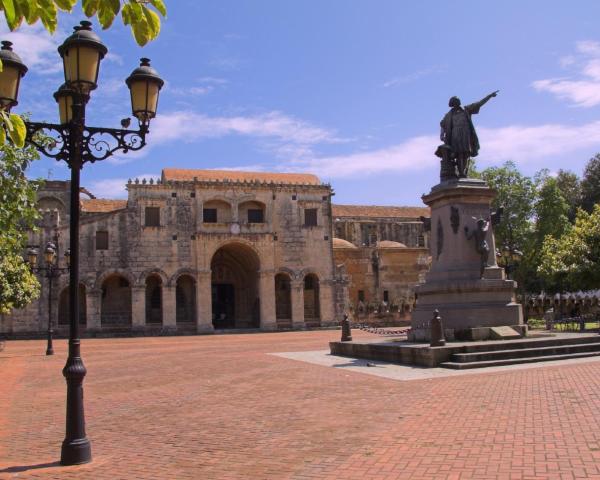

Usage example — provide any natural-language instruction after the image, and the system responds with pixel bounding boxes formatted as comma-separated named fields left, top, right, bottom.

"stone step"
left=460, top=335, right=600, bottom=353
left=440, top=350, right=600, bottom=370
left=452, top=341, right=600, bottom=363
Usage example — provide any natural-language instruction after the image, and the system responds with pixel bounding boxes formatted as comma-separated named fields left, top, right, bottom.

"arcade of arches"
left=69, top=246, right=322, bottom=332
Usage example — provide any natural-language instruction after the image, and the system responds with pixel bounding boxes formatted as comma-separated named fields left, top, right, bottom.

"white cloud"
left=0, top=23, right=64, bottom=74
left=285, top=120, right=600, bottom=179
left=150, top=110, right=342, bottom=152
left=533, top=40, right=600, bottom=107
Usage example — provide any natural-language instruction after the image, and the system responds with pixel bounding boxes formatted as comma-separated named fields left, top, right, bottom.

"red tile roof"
left=332, top=204, right=430, bottom=219
left=81, top=199, right=127, bottom=213
left=162, top=168, right=321, bottom=185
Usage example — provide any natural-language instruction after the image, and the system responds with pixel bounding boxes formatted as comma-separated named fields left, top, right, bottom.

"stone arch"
left=210, top=242, right=261, bottom=329
left=239, top=200, right=266, bottom=223
left=37, top=195, right=66, bottom=212
left=203, top=199, right=233, bottom=223
left=100, top=273, right=132, bottom=328
left=95, top=269, right=136, bottom=290
left=176, top=274, right=197, bottom=324
left=138, top=268, right=169, bottom=287
left=275, top=272, right=292, bottom=329
left=170, top=268, right=197, bottom=287
left=145, top=274, right=163, bottom=325
left=57, top=284, right=87, bottom=326
left=303, top=273, right=321, bottom=328
left=208, top=238, right=263, bottom=263
left=277, top=266, right=299, bottom=280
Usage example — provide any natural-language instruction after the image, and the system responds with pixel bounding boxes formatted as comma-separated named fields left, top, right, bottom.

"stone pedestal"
left=410, top=178, right=522, bottom=341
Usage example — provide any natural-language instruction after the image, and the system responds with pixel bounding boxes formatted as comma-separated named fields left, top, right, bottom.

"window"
left=248, top=208, right=264, bottom=223
left=96, top=231, right=108, bottom=250
left=358, top=290, right=365, bottom=302
left=383, top=290, right=389, bottom=302
left=203, top=208, right=217, bottom=223
left=418, top=234, right=425, bottom=247
left=145, top=207, right=160, bottom=227
left=304, top=208, right=317, bottom=227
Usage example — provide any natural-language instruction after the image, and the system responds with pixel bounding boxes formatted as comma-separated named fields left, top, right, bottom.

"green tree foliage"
left=581, top=153, right=600, bottom=213
left=0, top=0, right=166, bottom=46
left=539, top=205, right=600, bottom=291
left=0, top=139, right=42, bottom=313
left=555, top=169, right=582, bottom=222
left=534, top=172, right=571, bottom=245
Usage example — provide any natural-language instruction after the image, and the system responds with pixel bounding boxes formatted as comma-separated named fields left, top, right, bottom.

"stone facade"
left=331, top=205, right=431, bottom=326
left=1, top=169, right=339, bottom=336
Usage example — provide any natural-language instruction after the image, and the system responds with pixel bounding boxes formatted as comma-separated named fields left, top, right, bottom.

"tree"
left=0, top=0, right=167, bottom=46
left=555, top=169, right=582, bottom=222
left=533, top=172, right=571, bottom=245
left=581, top=154, right=600, bottom=213
left=538, top=205, right=600, bottom=292
left=0, top=138, right=42, bottom=313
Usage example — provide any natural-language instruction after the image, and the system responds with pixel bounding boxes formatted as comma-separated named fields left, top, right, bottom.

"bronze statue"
left=465, top=218, right=490, bottom=277
left=436, top=90, right=498, bottom=179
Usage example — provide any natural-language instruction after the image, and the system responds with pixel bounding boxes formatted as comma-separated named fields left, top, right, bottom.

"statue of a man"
left=437, top=91, right=498, bottom=178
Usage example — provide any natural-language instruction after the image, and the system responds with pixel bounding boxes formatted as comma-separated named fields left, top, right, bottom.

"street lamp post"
left=27, top=242, right=70, bottom=356
left=1, top=21, right=163, bottom=466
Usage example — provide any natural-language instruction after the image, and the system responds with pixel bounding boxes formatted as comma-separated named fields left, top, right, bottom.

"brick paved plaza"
left=2, top=330, right=600, bottom=479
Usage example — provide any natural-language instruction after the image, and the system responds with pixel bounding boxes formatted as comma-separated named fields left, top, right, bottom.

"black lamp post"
left=497, top=244, right=523, bottom=280
left=27, top=242, right=70, bottom=356
left=1, top=21, right=163, bottom=466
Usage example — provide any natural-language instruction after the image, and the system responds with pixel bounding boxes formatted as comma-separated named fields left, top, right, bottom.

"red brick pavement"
left=1, top=330, right=600, bottom=479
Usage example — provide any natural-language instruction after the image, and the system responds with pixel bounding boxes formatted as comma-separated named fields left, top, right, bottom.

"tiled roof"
left=162, top=168, right=322, bottom=185
left=81, top=199, right=127, bottom=213
left=332, top=204, right=430, bottom=219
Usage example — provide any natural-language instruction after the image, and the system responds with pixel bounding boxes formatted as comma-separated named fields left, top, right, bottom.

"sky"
left=6, top=1, right=600, bottom=206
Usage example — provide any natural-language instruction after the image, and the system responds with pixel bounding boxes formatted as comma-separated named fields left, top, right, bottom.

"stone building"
left=331, top=205, right=431, bottom=323
left=1, top=170, right=431, bottom=336
left=1, top=169, right=340, bottom=336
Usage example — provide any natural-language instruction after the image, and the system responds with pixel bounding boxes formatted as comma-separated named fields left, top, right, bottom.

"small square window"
left=145, top=207, right=160, bottom=227
left=96, top=231, right=108, bottom=250
left=190, top=192, right=196, bottom=198
left=304, top=208, right=317, bottom=227
left=292, top=194, right=297, bottom=200
left=172, top=235, right=178, bottom=240
left=248, top=209, right=264, bottom=223
left=203, top=208, right=217, bottom=223
left=171, top=192, right=177, bottom=198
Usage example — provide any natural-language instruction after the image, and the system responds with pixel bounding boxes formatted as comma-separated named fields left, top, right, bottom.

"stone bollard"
left=341, top=313, right=353, bottom=342
left=430, top=309, right=446, bottom=347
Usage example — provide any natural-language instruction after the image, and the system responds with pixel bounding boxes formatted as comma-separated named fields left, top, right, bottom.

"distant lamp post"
left=2, top=20, right=164, bottom=466
left=497, top=245, right=523, bottom=280
left=27, top=243, right=70, bottom=356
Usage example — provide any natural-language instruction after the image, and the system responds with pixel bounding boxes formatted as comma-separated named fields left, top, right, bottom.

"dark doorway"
left=212, top=283, right=235, bottom=329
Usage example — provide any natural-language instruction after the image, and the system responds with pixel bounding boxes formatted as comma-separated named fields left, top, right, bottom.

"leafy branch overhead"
left=0, top=0, right=167, bottom=46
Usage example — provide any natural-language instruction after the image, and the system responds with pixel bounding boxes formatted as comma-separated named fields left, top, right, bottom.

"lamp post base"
left=60, top=437, right=91, bottom=465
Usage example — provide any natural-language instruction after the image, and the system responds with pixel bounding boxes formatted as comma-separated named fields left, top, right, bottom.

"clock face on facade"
left=230, top=222, right=240, bottom=235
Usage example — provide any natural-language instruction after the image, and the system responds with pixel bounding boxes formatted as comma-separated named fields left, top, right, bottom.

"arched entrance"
left=58, top=284, right=87, bottom=326
left=176, top=275, right=196, bottom=324
left=101, top=274, right=132, bottom=328
left=211, top=243, right=260, bottom=329
left=275, top=273, right=292, bottom=329
left=303, top=274, right=321, bottom=328
left=145, top=274, right=163, bottom=324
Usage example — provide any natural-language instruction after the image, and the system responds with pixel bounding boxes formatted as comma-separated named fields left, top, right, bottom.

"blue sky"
left=7, top=1, right=600, bottom=205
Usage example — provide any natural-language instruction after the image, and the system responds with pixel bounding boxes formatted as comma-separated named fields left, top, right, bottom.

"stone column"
left=162, top=284, right=177, bottom=330
left=291, top=278, right=305, bottom=329
left=259, top=270, right=277, bottom=331
left=131, top=285, right=146, bottom=331
left=196, top=270, right=214, bottom=333
left=87, top=288, right=102, bottom=331
left=318, top=281, right=336, bottom=327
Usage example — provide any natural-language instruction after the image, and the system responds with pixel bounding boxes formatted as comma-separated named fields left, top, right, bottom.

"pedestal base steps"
left=329, top=333, right=600, bottom=369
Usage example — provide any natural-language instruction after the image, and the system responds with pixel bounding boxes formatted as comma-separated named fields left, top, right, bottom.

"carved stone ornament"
left=450, top=206, right=460, bottom=234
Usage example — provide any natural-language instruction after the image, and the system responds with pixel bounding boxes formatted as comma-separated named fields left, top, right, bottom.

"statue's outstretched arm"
left=477, top=90, right=499, bottom=108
